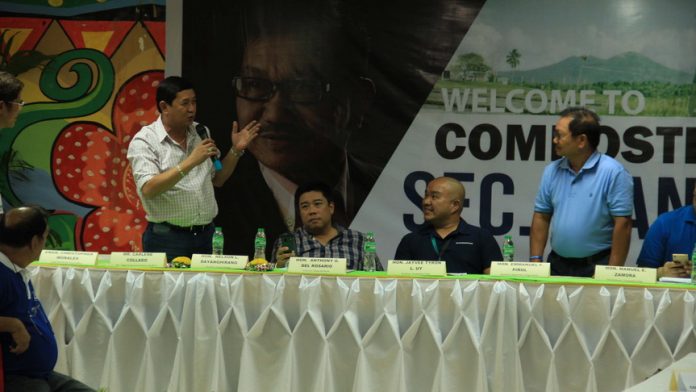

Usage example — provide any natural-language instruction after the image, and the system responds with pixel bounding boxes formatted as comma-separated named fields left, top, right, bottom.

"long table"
left=29, top=266, right=696, bottom=392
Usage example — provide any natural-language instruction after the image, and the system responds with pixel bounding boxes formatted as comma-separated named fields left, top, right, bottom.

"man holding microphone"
left=127, top=76, right=260, bottom=261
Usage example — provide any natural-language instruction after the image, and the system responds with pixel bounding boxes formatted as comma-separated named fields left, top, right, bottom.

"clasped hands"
left=275, top=246, right=295, bottom=268
left=658, top=260, right=691, bottom=278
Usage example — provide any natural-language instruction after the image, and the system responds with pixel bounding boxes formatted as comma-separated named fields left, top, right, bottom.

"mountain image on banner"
left=353, top=0, right=696, bottom=266
left=497, top=52, right=692, bottom=84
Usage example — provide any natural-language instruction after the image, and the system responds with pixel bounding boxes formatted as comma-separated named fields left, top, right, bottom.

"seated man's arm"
left=0, top=316, right=30, bottom=354
left=608, top=216, right=632, bottom=266
left=636, top=216, right=667, bottom=268
left=481, top=230, right=503, bottom=275
left=530, top=212, right=551, bottom=259
left=394, top=235, right=413, bottom=260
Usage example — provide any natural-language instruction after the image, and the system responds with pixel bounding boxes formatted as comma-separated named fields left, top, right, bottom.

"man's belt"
left=153, top=221, right=212, bottom=233
left=551, top=248, right=611, bottom=264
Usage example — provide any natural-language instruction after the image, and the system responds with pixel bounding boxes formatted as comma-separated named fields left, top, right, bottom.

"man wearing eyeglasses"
left=216, top=11, right=377, bottom=258
left=0, top=71, right=25, bottom=216
left=0, top=206, right=94, bottom=391
left=529, top=107, right=633, bottom=277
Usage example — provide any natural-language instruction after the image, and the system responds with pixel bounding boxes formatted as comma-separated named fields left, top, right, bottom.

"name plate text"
left=110, top=252, right=167, bottom=268
left=388, top=260, right=447, bottom=276
left=191, top=254, right=248, bottom=269
left=38, top=250, right=98, bottom=266
left=288, top=257, right=347, bottom=275
left=490, top=261, right=550, bottom=277
left=594, top=265, right=656, bottom=283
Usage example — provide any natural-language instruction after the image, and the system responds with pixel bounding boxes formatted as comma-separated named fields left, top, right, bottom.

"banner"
left=0, top=2, right=165, bottom=252
left=183, top=0, right=694, bottom=264
left=353, top=0, right=696, bottom=264
left=187, top=0, right=485, bottom=257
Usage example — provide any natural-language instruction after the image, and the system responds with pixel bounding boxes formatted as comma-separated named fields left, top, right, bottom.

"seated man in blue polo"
left=637, top=187, right=696, bottom=278
left=394, top=176, right=501, bottom=274
left=0, top=206, right=94, bottom=392
left=272, top=181, right=381, bottom=270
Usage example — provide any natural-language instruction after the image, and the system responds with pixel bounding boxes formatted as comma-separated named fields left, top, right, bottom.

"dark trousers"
left=548, top=248, right=611, bottom=277
left=142, top=222, right=214, bottom=262
left=5, top=371, right=95, bottom=392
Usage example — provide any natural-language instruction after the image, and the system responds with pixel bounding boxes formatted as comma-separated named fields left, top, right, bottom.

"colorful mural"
left=0, top=6, right=165, bottom=252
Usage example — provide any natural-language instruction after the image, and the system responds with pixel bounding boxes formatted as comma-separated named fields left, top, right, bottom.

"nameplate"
left=110, top=252, right=167, bottom=268
left=191, top=254, right=248, bottom=270
left=287, top=257, right=347, bottom=274
left=594, top=265, right=656, bottom=283
left=387, top=260, right=447, bottom=276
left=670, top=369, right=696, bottom=391
left=490, top=261, right=551, bottom=277
left=38, top=250, right=98, bottom=266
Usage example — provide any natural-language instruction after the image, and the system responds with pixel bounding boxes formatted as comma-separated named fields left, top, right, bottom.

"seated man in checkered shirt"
left=272, top=181, right=381, bottom=270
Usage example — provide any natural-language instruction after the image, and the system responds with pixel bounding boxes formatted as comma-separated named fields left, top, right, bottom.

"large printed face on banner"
left=237, top=34, right=347, bottom=183
left=204, top=1, right=480, bottom=257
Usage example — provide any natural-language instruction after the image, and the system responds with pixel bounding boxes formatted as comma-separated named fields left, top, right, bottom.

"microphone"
left=195, top=123, right=222, bottom=171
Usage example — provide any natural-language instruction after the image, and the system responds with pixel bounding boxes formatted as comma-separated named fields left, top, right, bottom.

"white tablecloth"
left=30, top=267, right=696, bottom=392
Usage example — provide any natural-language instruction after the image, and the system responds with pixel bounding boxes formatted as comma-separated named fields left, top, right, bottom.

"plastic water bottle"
left=212, top=226, right=224, bottom=255
left=503, top=235, right=514, bottom=262
left=691, top=243, right=696, bottom=283
left=363, top=232, right=377, bottom=272
left=254, top=228, right=266, bottom=261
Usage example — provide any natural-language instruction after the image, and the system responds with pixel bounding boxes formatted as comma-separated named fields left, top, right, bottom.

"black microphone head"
left=195, top=123, right=208, bottom=139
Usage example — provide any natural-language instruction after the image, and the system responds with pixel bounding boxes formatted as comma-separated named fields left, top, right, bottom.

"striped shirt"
left=272, top=225, right=382, bottom=270
left=127, top=117, right=217, bottom=226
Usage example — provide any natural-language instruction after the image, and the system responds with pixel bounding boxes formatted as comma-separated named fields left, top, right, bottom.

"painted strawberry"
left=52, top=71, right=163, bottom=252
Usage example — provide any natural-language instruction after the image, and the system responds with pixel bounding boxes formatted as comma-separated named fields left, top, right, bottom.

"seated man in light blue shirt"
left=637, top=187, right=696, bottom=278
left=530, top=107, right=634, bottom=277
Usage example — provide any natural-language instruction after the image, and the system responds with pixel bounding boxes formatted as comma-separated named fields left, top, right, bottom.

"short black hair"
left=294, top=181, right=335, bottom=209
left=559, top=106, right=601, bottom=150
left=156, top=76, right=194, bottom=113
left=0, top=205, right=49, bottom=248
left=0, top=71, right=23, bottom=103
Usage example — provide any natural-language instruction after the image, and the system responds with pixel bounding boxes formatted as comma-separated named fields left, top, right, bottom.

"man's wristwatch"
left=230, top=146, right=245, bottom=158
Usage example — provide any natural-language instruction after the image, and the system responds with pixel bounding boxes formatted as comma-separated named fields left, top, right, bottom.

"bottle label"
left=503, top=244, right=514, bottom=261
left=364, top=241, right=376, bottom=253
left=255, top=238, right=266, bottom=247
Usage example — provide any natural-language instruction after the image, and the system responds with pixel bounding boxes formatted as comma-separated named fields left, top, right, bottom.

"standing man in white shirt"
left=127, top=76, right=260, bottom=261
left=0, top=71, right=25, bottom=215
